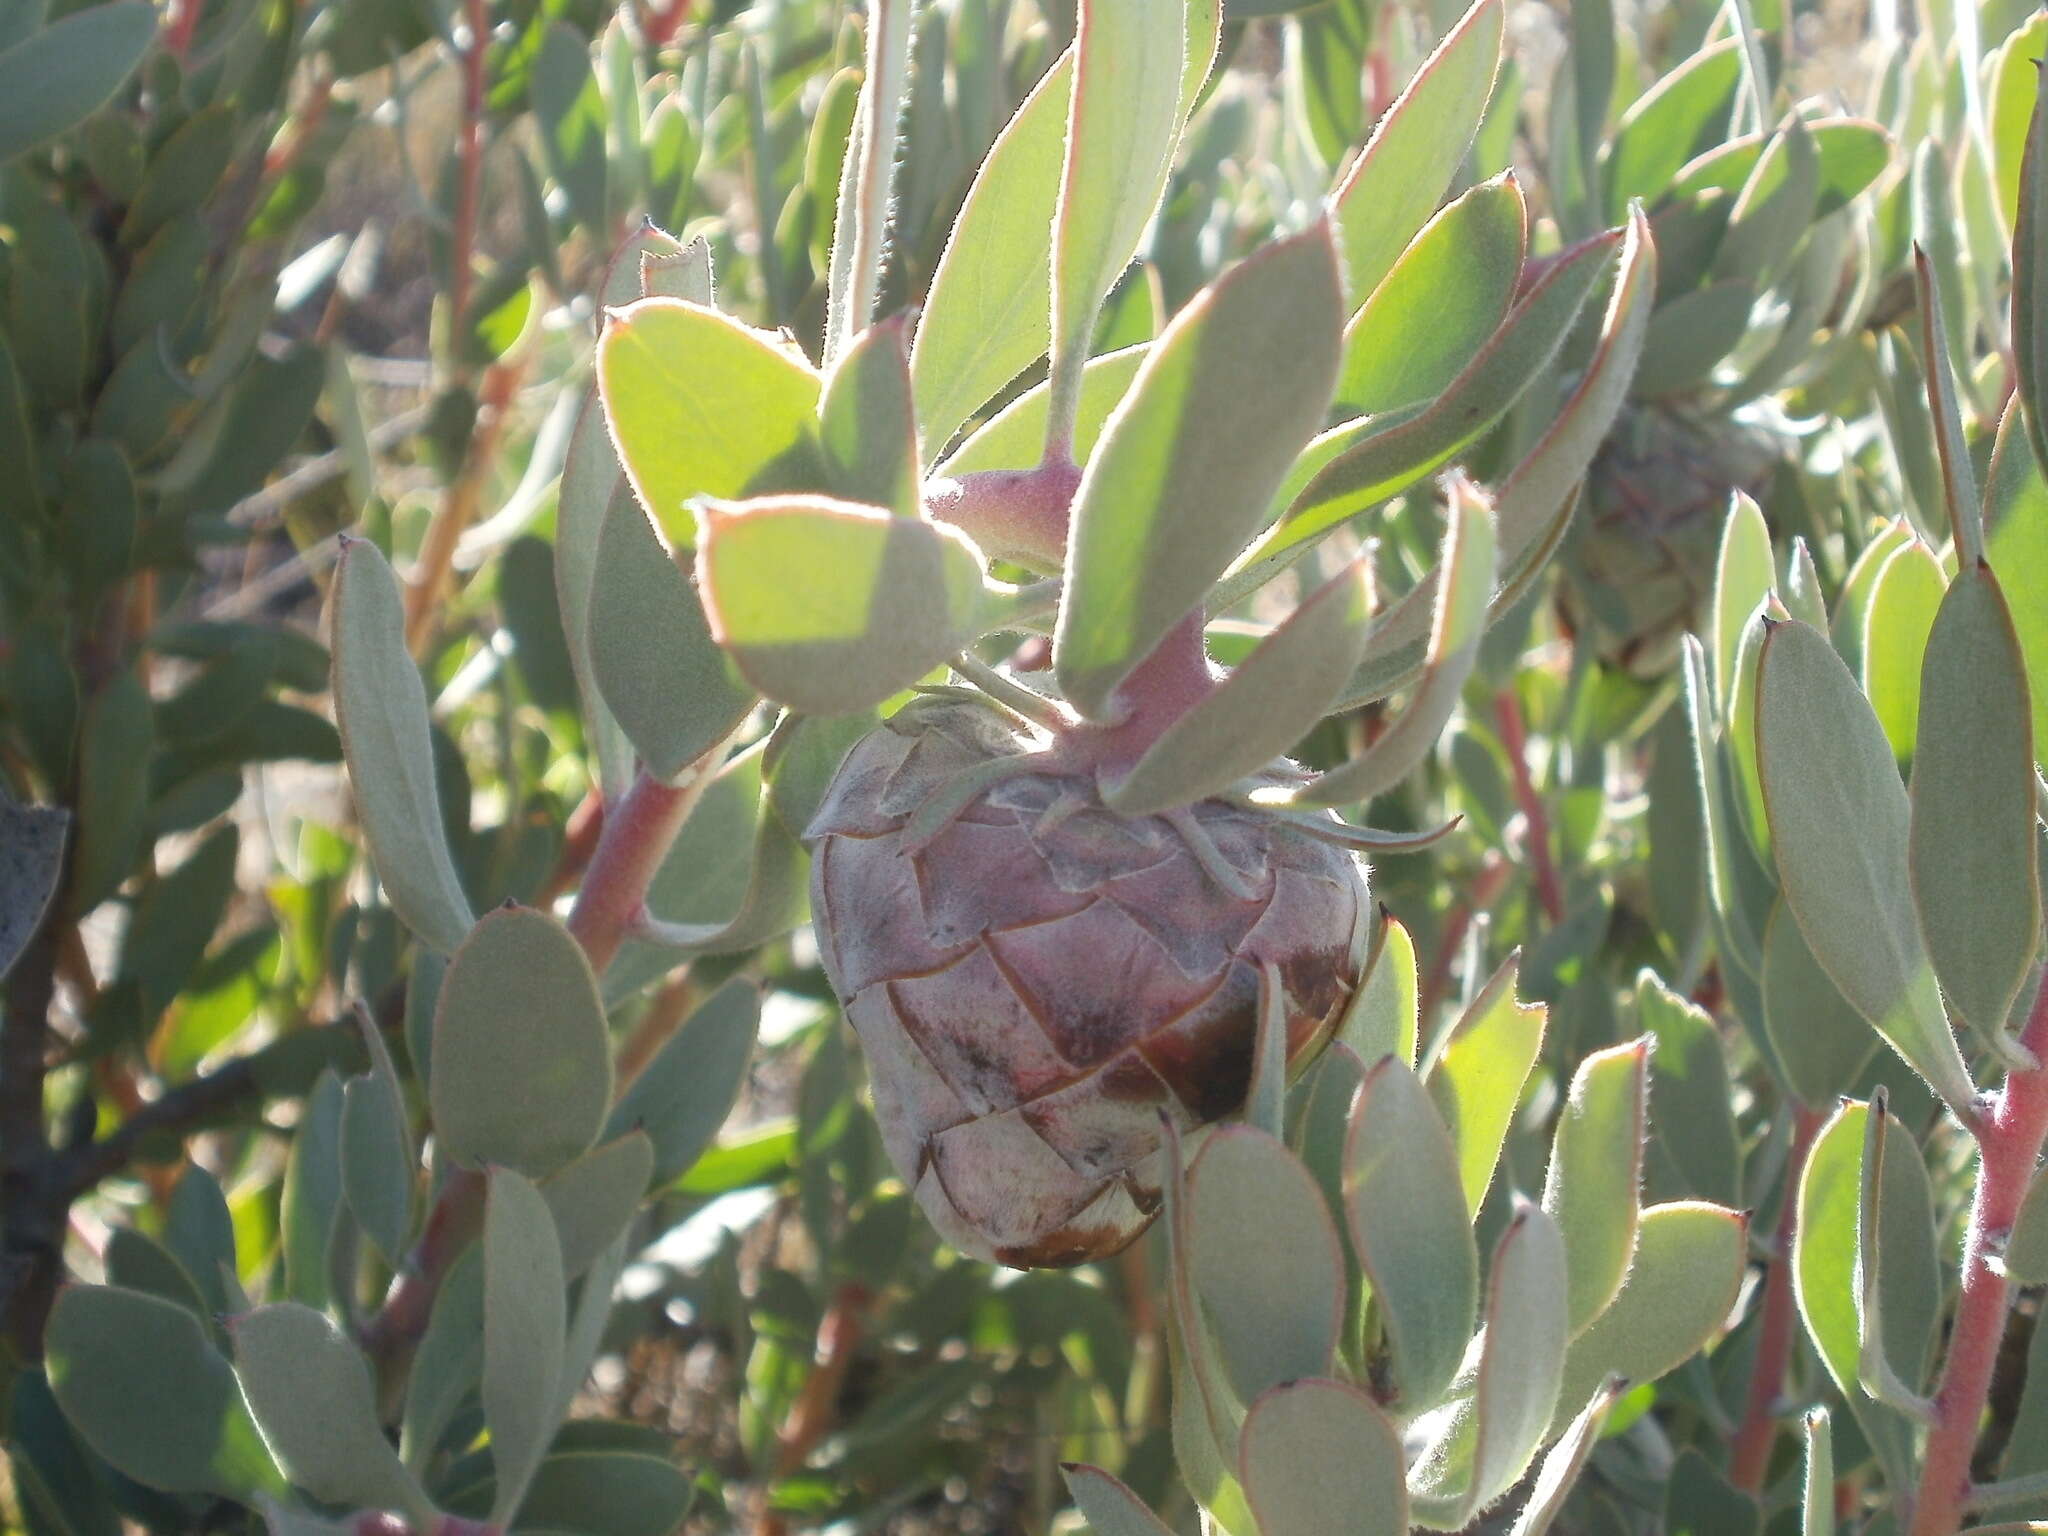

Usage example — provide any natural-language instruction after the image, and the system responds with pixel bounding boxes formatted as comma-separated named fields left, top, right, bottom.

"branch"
left=1, top=888, right=63, bottom=1358
left=1493, top=690, right=1565, bottom=926
left=566, top=755, right=725, bottom=977
left=1728, top=1105, right=1826, bottom=1490
left=1909, top=970, right=2048, bottom=1536
left=57, top=1054, right=263, bottom=1199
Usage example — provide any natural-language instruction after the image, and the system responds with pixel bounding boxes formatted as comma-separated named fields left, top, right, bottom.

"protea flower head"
left=595, top=0, right=1657, bottom=1265
left=1561, top=402, right=1788, bottom=674
left=806, top=692, right=1369, bottom=1266
left=1551, top=45, right=1891, bottom=674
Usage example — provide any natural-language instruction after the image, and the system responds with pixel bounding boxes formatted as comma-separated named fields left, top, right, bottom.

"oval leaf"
left=1238, top=1378, right=1407, bottom=1536
left=46, top=1285, right=283, bottom=1500
left=1551, top=1201, right=1747, bottom=1433
left=0, top=3, right=156, bottom=165
left=1541, top=1038, right=1649, bottom=1336
left=231, top=1303, right=432, bottom=1522
left=588, top=488, right=754, bottom=780
left=431, top=906, right=613, bottom=1177
left=695, top=495, right=991, bottom=716
left=1187, top=1128, right=1344, bottom=1403
left=596, top=299, right=823, bottom=545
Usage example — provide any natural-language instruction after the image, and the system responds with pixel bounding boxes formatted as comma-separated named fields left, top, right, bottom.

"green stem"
left=1909, top=968, right=2048, bottom=1536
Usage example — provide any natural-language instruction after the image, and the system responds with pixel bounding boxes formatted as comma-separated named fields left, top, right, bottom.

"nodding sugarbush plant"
left=13, top=0, right=2048, bottom=1533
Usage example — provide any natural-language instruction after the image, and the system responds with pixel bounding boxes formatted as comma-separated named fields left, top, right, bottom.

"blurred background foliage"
left=1, top=0, right=2045, bottom=1531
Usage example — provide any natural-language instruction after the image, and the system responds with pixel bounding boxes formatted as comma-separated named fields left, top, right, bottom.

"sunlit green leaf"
left=1424, top=954, right=1546, bottom=1217
left=1049, top=0, right=1189, bottom=449
left=1055, top=222, right=1343, bottom=718
left=1336, top=173, right=1526, bottom=416
left=913, top=52, right=1073, bottom=454
left=1551, top=1202, right=1746, bottom=1433
left=1541, top=1038, right=1648, bottom=1336
left=597, top=300, right=823, bottom=545
left=696, top=495, right=991, bottom=715
left=1327, top=0, right=1505, bottom=303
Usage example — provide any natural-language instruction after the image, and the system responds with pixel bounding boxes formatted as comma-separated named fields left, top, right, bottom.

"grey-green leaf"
left=1344, top=1057, right=1477, bottom=1410
left=1062, top=1464, right=1179, bottom=1536
left=230, top=1303, right=433, bottom=1523
left=1909, top=564, right=2040, bottom=1052
left=0, top=799, right=66, bottom=981
left=45, top=1285, right=284, bottom=1500
left=542, top=1132, right=654, bottom=1278
left=607, top=978, right=760, bottom=1184
left=431, top=906, right=613, bottom=1177
left=1187, top=1128, right=1344, bottom=1403
left=1755, top=620, right=1978, bottom=1115
left=0, top=3, right=155, bottom=165
left=588, top=489, right=754, bottom=781
left=1638, top=972, right=1742, bottom=1206
left=1238, top=1378, right=1407, bottom=1536
left=332, top=539, right=476, bottom=955
left=1103, top=557, right=1372, bottom=815
left=483, top=1168, right=568, bottom=1526
left=2007, top=1167, right=2048, bottom=1285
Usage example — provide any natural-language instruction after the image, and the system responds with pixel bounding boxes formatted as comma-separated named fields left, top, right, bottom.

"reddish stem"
left=1417, top=853, right=1511, bottom=1027
left=359, top=1168, right=487, bottom=1409
left=564, top=764, right=715, bottom=976
left=924, top=460, right=1083, bottom=571
left=1492, top=691, right=1565, bottom=926
left=449, top=0, right=489, bottom=343
left=162, top=0, right=203, bottom=59
left=1729, top=1105, right=1826, bottom=1491
left=1909, top=971, right=2048, bottom=1536
left=757, top=1281, right=873, bottom=1536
